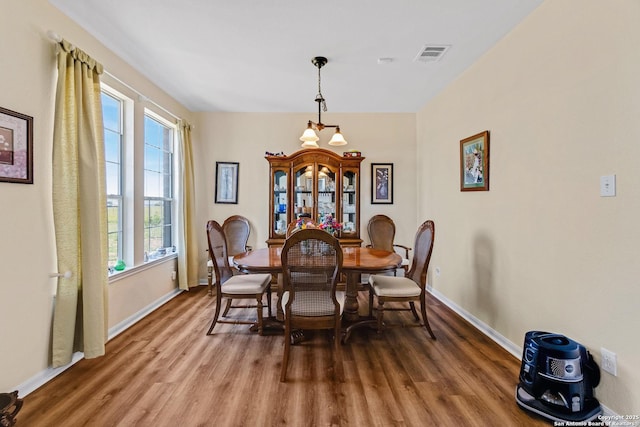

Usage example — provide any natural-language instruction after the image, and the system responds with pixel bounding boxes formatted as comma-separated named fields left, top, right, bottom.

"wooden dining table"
left=234, top=246, right=402, bottom=339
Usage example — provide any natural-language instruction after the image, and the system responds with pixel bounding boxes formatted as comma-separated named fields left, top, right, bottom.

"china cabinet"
left=266, top=148, right=364, bottom=247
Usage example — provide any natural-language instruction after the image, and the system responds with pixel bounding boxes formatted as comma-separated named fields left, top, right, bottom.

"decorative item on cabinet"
left=266, top=148, right=364, bottom=247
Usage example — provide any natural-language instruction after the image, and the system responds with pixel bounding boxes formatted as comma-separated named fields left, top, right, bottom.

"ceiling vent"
left=414, top=45, right=450, bottom=63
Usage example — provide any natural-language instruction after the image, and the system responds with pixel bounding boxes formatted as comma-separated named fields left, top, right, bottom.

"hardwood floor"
left=18, top=286, right=548, bottom=426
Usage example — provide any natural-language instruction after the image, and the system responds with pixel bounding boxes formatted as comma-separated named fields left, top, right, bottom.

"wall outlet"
left=171, top=270, right=177, bottom=281
left=435, top=267, right=441, bottom=277
left=601, top=347, right=617, bottom=376
left=600, top=174, right=616, bottom=197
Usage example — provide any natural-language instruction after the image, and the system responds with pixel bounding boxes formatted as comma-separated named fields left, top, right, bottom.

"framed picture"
left=215, top=161, right=239, bottom=204
left=460, top=130, right=490, bottom=191
left=0, top=107, right=33, bottom=184
left=371, top=163, right=393, bottom=204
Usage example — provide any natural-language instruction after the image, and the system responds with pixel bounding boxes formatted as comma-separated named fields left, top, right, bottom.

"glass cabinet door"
left=293, top=164, right=314, bottom=219
left=342, top=168, right=358, bottom=236
left=272, top=169, right=288, bottom=237
left=317, top=164, right=336, bottom=223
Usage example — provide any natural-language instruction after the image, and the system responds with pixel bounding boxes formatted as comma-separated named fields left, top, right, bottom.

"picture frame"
left=0, top=106, right=33, bottom=184
left=215, top=161, right=239, bottom=204
left=371, top=163, right=393, bottom=204
left=460, top=130, right=490, bottom=192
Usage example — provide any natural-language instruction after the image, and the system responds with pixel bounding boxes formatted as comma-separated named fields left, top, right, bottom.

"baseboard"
left=15, top=351, right=85, bottom=397
left=108, top=288, right=183, bottom=340
left=16, top=287, right=183, bottom=397
left=427, top=285, right=521, bottom=359
left=427, top=285, right=625, bottom=422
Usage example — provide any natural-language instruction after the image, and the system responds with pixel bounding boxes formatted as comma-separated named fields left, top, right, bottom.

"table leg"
left=343, top=271, right=360, bottom=322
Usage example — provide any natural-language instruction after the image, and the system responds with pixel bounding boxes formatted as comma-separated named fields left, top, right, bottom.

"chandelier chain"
left=317, top=65, right=327, bottom=112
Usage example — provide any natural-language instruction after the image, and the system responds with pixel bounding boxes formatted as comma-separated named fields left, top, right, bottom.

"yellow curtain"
left=51, top=40, right=108, bottom=367
left=177, top=121, right=199, bottom=290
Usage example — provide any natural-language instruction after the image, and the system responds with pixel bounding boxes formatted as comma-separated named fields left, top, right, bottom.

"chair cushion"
left=401, top=258, right=410, bottom=266
left=281, top=291, right=345, bottom=316
left=221, top=273, right=271, bottom=294
left=369, top=275, right=420, bottom=297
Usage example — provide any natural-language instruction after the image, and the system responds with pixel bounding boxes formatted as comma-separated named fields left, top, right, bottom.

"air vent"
left=414, top=45, right=450, bottom=63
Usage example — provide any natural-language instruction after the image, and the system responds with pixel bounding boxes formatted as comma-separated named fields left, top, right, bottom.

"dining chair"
left=368, top=220, right=436, bottom=339
left=218, top=215, right=254, bottom=314
left=206, top=220, right=272, bottom=335
left=207, top=215, right=252, bottom=296
left=366, top=214, right=411, bottom=275
left=222, top=215, right=252, bottom=256
left=280, top=229, right=344, bottom=382
left=207, top=215, right=251, bottom=296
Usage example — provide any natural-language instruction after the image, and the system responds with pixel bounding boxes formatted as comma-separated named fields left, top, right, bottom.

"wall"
left=417, top=0, right=640, bottom=415
left=0, top=0, right=193, bottom=393
left=193, top=112, right=418, bottom=280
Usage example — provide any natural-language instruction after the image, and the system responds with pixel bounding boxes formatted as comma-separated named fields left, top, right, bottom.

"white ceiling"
left=49, top=0, right=543, bottom=113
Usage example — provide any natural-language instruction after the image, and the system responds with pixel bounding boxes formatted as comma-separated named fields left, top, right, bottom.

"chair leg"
left=280, top=323, right=291, bottom=382
left=376, top=300, right=385, bottom=333
left=409, top=301, right=420, bottom=321
left=206, top=292, right=223, bottom=335
left=368, top=289, right=374, bottom=318
left=420, top=295, right=436, bottom=340
left=207, top=266, right=213, bottom=296
left=266, top=286, right=272, bottom=318
left=256, top=295, right=264, bottom=336
left=222, top=298, right=233, bottom=316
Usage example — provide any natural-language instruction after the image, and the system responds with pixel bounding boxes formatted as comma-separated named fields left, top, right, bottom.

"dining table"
left=233, top=246, right=402, bottom=340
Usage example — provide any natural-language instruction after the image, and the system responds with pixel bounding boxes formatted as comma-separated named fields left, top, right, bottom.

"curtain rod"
left=46, top=30, right=184, bottom=123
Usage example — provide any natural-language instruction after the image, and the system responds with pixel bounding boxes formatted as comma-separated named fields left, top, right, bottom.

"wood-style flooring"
left=18, top=286, right=548, bottom=426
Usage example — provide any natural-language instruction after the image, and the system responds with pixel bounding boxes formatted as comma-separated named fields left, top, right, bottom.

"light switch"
left=600, top=175, right=616, bottom=197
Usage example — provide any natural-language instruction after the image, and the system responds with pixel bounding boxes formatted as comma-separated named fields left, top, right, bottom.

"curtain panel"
left=177, top=121, right=199, bottom=290
left=51, top=40, right=108, bottom=367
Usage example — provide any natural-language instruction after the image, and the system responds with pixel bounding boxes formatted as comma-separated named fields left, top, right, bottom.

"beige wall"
left=417, top=0, right=640, bottom=415
left=0, top=0, right=192, bottom=391
left=193, top=112, right=418, bottom=280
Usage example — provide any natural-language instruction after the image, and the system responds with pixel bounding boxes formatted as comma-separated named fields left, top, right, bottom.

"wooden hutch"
left=266, top=148, right=364, bottom=247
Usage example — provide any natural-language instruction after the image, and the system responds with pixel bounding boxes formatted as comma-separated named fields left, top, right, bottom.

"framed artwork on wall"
left=460, top=130, right=490, bottom=192
left=215, top=161, right=239, bottom=204
left=0, top=106, right=33, bottom=184
left=371, top=163, right=393, bottom=204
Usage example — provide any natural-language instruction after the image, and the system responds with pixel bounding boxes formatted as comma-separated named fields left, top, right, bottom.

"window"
left=102, top=90, right=123, bottom=269
left=101, top=84, right=177, bottom=274
left=144, top=112, right=175, bottom=259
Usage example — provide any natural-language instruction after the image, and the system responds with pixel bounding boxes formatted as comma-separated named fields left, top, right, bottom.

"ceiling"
left=49, top=0, right=543, bottom=114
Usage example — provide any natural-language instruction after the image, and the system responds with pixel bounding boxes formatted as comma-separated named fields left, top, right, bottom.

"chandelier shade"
left=328, top=127, right=347, bottom=146
left=299, top=56, right=348, bottom=148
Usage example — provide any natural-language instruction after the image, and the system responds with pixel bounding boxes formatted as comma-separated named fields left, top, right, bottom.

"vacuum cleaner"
left=516, top=331, right=602, bottom=423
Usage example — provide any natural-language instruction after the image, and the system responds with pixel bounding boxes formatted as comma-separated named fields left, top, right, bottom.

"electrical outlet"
left=601, top=347, right=617, bottom=376
left=435, top=267, right=441, bottom=277
left=171, top=270, right=177, bottom=281
left=600, top=174, right=616, bottom=197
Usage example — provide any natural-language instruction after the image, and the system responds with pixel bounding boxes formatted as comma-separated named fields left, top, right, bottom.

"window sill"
left=108, top=253, right=178, bottom=284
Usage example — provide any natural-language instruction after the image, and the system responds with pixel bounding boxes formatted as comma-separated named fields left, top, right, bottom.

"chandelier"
left=299, top=56, right=347, bottom=148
